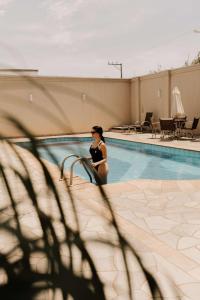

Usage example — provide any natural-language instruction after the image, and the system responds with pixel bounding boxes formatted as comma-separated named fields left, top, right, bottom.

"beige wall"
left=0, top=76, right=130, bottom=137
left=130, top=71, right=170, bottom=123
left=130, top=65, right=200, bottom=125
left=139, top=71, right=169, bottom=122
left=130, top=78, right=140, bottom=122
left=1, top=64, right=200, bottom=137
left=171, top=65, right=200, bottom=120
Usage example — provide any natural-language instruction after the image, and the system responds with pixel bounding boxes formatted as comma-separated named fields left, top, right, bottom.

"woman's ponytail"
left=101, top=135, right=105, bottom=143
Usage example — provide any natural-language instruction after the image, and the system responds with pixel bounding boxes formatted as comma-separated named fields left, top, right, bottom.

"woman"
left=89, top=126, right=108, bottom=185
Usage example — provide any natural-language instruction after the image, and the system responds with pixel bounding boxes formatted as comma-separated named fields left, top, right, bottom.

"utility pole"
left=108, top=62, right=123, bottom=78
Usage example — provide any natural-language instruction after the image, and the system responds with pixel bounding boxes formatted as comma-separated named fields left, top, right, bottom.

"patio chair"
left=184, top=117, right=199, bottom=138
left=133, top=112, right=153, bottom=132
left=160, top=118, right=176, bottom=139
left=151, top=121, right=160, bottom=138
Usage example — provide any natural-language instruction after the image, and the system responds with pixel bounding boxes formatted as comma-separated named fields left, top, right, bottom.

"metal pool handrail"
left=60, top=154, right=93, bottom=185
left=69, top=157, right=93, bottom=186
left=60, top=154, right=80, bottom=180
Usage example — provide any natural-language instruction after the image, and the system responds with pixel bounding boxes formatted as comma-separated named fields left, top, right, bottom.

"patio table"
left=173, top=118, right=186, bottom=138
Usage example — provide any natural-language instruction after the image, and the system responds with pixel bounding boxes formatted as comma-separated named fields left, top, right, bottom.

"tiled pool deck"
left=2, top=132, right=200, bottom=299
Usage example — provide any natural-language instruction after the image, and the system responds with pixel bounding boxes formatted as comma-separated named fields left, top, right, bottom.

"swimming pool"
left=18, top=137, right=200, bottom=183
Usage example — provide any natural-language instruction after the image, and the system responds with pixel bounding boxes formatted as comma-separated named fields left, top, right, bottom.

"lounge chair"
left=111, top=112, right=153, bottom=133
left=160, top=118, right=176, bottom=139
left=184, top=117, right=199, bottom=138
left=111, top=124, right=135, bottom=133
left=132, top=112, right=153, bottom=132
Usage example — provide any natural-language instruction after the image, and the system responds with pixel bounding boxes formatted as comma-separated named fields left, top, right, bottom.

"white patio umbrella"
left=171, top=86, right=185, bottom=117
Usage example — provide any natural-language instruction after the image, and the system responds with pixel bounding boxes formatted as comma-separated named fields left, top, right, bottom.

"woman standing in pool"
left=89, top=126, right=108, bottom=185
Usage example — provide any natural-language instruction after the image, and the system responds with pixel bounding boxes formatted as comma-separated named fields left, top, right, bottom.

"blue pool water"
left=19, top=137, right=200, bottom=183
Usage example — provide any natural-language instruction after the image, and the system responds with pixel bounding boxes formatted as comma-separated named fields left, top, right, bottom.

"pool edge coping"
left=13, top=132, right=200, bottom=155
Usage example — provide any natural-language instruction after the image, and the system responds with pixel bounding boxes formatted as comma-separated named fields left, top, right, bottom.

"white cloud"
left=0, top=0, right=13, bottom=5
left=44, top=0, right=84, bottom=20
left=50, top=30, right=72, bottom=45
left=0, top=0, right=13, bottom=12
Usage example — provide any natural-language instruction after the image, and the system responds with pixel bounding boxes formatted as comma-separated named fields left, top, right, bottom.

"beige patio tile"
left=179, top=283, right=200, bottom=300
left=188, top=267, right=200, bottom=281
left=154, top=254, right=196, bottom=286
left=174, top=224, right=200, bottom=237
left=165, top=213, right=184, bottom=223
left=144, top=216, right=178, bottom=232
left=181, top=248, right=200, bottom=265
left=158, top=232, right=180, bottom=249
left=178, top=237, right=200, bottom=250
left=193, top=230, right=200, bottom=239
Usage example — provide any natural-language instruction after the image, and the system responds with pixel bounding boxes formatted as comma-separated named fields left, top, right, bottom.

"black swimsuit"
left=90, top=142, right=103, bottom=171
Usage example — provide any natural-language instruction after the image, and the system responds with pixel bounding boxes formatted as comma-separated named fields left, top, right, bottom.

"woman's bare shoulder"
left=99, top=142, right=106, bottom=149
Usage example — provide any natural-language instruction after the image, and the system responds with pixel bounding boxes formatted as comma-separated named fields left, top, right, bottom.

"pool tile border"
left=16, top=135, right=200, bottom=159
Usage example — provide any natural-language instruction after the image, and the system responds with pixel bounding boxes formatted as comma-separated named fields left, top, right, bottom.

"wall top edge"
left=130, top=70, right=169, bottom=81
left=130, top=64, right=200, bottom=82
left=0, top=74, right=130, bottom=83
left=0, top=63, right=199, bottom=83
left=170, top=64, right=200, bottom=74
left=0, top=69, right=38, bottom=72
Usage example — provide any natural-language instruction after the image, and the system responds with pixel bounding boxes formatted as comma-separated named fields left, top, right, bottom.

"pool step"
left=60, top=174, right=93, bottom=190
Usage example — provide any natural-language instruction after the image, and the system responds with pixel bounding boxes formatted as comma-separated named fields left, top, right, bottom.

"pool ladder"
left=59, top=154, right=93, bottom=186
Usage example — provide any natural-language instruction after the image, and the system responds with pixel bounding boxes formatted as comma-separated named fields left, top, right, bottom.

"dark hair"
left=92, top=126, right=105, bottom=143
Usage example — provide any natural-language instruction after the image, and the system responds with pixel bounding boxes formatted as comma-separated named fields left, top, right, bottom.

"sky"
left=0, top=0, right=200, bottom=78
